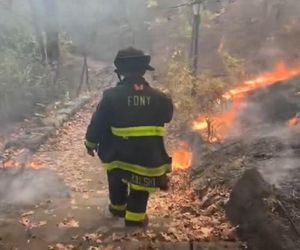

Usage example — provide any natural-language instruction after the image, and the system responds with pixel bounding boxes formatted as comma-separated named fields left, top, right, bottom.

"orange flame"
left=2, top=158, right=43, bottom=169
left=172, top=61, right=300, bottom=170
left=172, top=142, right=192, bottom=170
left=2, top=159, right=19, bottom=168
left=27, top=159, right=43, bottom=169
left=288, top=113, right=300, bottom=127
left=193, top=61, right=300, bottom=141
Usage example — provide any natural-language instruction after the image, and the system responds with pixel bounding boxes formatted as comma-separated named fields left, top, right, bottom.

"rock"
left=41, top=95, right=91, bottom=128
left=191, top=129, right=300, bottom=250
left=226, top=168, right=299, bottom=250
left=42, top=114, right=68, bottom=128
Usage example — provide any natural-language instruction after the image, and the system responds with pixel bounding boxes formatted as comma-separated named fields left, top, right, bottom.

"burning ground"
left=172, top=62, right=300, bottom=250
left=0, top=97, right=240, bottom=250
left=1, top=62, right=300, bottom=250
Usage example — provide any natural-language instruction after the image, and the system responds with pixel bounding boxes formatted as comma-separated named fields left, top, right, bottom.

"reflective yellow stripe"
left=103, top=161, right=171, bottom=177
left=110, top=204, right=126, bottom=211
left=129, top=183, right=158, bottom=193
left=125, top=211, right=145, bottom=222
left=111, top=126, right=165, bottom=137
left=85, top=140, right=98, bottom=149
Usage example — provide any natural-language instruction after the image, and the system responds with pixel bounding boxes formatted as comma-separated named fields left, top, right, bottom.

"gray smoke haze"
left=1, top=0, right=300, bottom=206
left=0, top=0, right=188, bottom=63
left=227, top=78, right=300, bottom=188
left=189, top=75, right=300, bottom=190
left=259, top=146, right=299, bottom=187
left=0, top=168, right=69, bottom=210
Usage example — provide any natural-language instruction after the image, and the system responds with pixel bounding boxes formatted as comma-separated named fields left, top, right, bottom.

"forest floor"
left=0, top=95, right=242, bottom=250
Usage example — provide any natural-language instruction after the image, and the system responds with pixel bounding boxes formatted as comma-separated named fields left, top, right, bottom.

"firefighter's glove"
left=85, top=141, right=97, bottom=157
left=159, top=174, right=170, bottom=191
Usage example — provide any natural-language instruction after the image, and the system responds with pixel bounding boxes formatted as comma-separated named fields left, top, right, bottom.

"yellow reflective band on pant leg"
left=111, top=126, right=165, bottom=137
left=129, top=183, right=157, bottom=193
left=125, top=211, right=146, bottom=222
left=110, top=204, right=127, bottom=211
left=103, top=161, right=171, bottom=177
left=85, top=140, right=98, bottom=149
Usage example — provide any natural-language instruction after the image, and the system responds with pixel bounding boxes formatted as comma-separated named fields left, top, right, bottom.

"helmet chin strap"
left=115, top=70, right=146, bottom=82
left=114, top=69, right=123, bottom=81
left=117, top=73, right=122, bottom=81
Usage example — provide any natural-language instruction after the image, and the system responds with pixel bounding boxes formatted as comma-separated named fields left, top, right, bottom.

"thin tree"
left=28, top=0, right=46, bottom=63
left=43, top=0, right=60, bottom=66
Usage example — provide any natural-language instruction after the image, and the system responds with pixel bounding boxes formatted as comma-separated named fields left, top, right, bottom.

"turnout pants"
left=107, top=169, right=149, bottom=225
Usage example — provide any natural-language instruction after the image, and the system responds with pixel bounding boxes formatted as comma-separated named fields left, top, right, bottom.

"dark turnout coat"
left=85, top=76, right=173, bottom=189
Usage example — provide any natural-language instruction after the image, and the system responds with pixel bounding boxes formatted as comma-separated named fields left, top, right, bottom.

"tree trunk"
left=43, top=0, right=60, bottom=65
left=28, top=0, right=46, bottom=63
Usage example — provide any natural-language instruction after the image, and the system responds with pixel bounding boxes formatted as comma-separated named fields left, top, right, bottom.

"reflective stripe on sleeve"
left=111, top=126, right=165, bottom=137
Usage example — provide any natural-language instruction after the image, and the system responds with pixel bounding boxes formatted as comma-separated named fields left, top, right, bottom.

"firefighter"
left=85, top=47, right=173, bottom=227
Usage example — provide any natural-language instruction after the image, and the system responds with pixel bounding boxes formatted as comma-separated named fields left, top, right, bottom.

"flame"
left=172, top=142, right=192, bottom=170
left=2, top=159, right=19, bottom=168
left=2, top=157, right=43, bottom=169
left=193, top=62, right=300, bottom=141
left=27, top=159, right=43, bottom=169
left=288, top=113, right=300, bottom=127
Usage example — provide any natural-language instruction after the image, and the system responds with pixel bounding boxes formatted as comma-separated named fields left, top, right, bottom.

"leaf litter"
left=14, top=98, right=238, bottom=248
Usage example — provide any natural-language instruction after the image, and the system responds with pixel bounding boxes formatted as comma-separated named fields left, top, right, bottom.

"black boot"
left=125, top=215, right=149, bottom=227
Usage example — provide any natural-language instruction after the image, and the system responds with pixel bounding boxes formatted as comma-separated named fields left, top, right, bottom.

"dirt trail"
left=0, top=98, right=241, bottom=250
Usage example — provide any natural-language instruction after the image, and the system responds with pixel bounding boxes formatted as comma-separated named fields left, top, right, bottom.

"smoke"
left=229, top=79, right=300, bottom=188
left=0, top=168, right=69, bottom=211
left=189, top=74, right=300, bottom=192
left=0, top=0, right=158, bottom=61
left=259, top=154, right=300, bottom=187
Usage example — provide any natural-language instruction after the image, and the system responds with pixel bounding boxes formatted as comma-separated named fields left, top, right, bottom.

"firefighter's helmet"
left=114, top=47, right=154, bottom=74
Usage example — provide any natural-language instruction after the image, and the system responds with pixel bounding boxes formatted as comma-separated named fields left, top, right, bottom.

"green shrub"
left=166, top=50, right=226, bottom=125
left=0, top=28, right=53, bottom=123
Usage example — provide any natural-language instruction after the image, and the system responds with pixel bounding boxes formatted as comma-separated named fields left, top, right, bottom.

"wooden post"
left=191, top=1, right=202, bottom=75
left=76, top=52, right=90, bottom=97
left=84, top=55, right=91, bottom=92
left=43, top=0, right=60, bottom=65
left=190, top=1, right=202, bottom=96
left=192, top=13, right=200, bottom=74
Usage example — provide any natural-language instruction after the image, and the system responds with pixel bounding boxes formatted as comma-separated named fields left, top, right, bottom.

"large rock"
left=191, top=128, right=300, bottom=250
left=226, top=168, right=298, bottom=250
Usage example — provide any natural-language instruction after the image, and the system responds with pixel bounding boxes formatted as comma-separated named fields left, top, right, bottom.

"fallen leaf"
left=21, top=211, right=34, bottom=217
left=160, top=232, right=173, bottom=241
left=19, top=217, right=31, bottom=227
left=58, top=218, right=79, bottom=228
left=49, top=243, right=75, bottom=250
left=83, top=233, right=103, bottom=243
left=200, top=227, right=213, bottom=239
